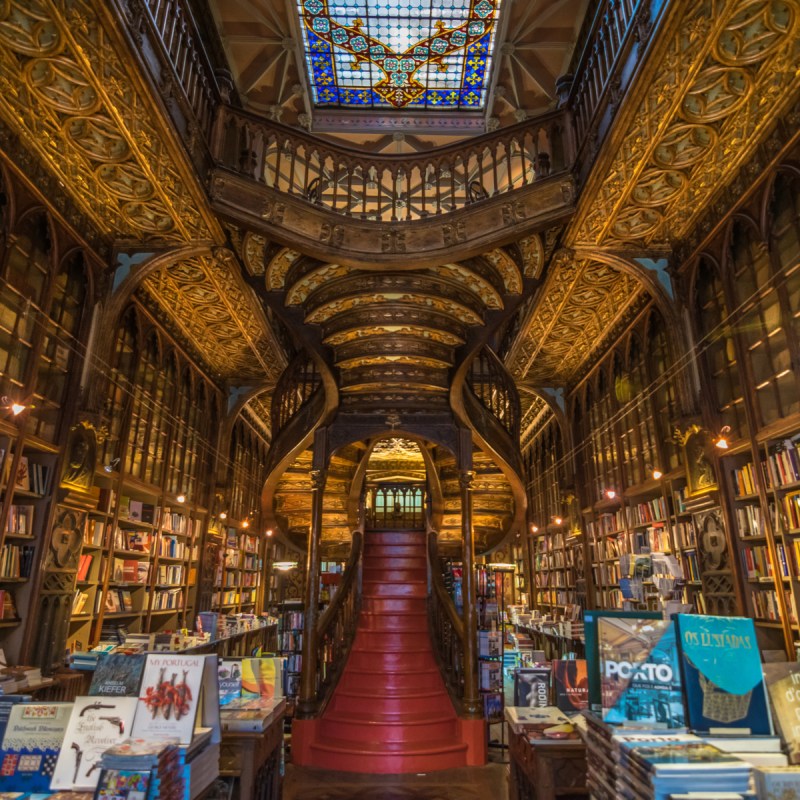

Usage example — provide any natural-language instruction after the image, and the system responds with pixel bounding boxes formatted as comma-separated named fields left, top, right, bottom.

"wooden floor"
left=283, top=759, right=509, bottom=799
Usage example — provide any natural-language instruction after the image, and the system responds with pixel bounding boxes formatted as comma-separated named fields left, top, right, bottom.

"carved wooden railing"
left=567, top=0, right=650, bottom=164
left=211, top=106, right=571, bottom=222
left=465, top=346, right=520, bottom=441
left=427, top=529, right=467, bottom=708
left=306, top=529, right=363, bottom=715
left=271, top=350, right=322, bottom=436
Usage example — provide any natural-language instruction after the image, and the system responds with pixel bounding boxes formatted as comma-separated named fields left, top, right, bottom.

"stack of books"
left=96, top=738, right=183, bottom=800
left=617, top=736, right=751, bottom=799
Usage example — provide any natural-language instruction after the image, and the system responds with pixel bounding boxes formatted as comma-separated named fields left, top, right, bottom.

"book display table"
left=507, top=722, right=588, bottom=800
left=219, top=709, right=284, bottom=800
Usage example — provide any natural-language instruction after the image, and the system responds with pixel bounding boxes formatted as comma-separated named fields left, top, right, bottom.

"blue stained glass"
left=296, top=0, right=503, bottom=110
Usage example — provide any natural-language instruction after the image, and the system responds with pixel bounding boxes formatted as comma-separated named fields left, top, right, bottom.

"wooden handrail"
left=297, top=528, right=364, bottom=718
left=427, top=527, right=468, bottom=710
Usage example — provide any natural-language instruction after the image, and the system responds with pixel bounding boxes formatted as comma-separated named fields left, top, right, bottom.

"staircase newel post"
left=460, top=467, right=481, bottom=718
left=297, top=430, right=327, bottom=719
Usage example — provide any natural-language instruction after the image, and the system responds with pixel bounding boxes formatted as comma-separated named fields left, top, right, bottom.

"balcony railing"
left=211, top=107, right=571, bottom=222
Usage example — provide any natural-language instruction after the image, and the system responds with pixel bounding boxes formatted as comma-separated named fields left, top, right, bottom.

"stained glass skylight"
left=297, top=0, right=502, bottom=110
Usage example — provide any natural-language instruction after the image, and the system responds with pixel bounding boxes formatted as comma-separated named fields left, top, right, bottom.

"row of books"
left=156, top=564, right=184, bottom=584
left=0, top=544, right=34, bottom=579
left=0, top=589, right=17, bottom=620
left=3, top=454, right=50, bottom=495
left=5, top=504, right=33, bottom=537
left=151, top=587, right=184, bottom=610
left=157, top=535, right=186, bottom=558
left=751, top=586, right=799, bottom=624
left=629, top=496, right=667, bottom=526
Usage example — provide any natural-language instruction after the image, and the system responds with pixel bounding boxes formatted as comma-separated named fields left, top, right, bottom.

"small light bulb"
left=554, top=516, right=562, bottom=525
left=715, top=437, right=729, bottom=450
left=219, top=512, right=227, bottom=520
left=531, top=524, right=538, bottom=533
left=652, top=468, right=663, bottom=480
left=266, top=529, right=273, bottom=537
left=605, top=489, right=616, bottom=499
left=242, top=519, right=250, bottom=528
left=10, top=403, right=25, bottom=416
left=176, top=494, right=185, bottom=504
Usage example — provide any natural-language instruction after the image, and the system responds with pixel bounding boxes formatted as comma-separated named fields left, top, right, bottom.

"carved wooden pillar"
left=460, top=467, right=481, bottom=718
left=297, top=429, right=327, bottom=718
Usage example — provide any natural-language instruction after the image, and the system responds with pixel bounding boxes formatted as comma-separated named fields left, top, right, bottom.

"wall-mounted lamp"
left=553, top=516, right=563, bottom=525
left=219, top=512, right=227, bottom=520
left=605, top=489, right=617, bottom=500
left=273, top=561, right=297, bottom=571
left=530, top=524, right=539, bottom=533
left=242, top=519, right=250, bottom=529
left=715, top=425, right=732, bottom=450
left=647, top=465, right=663, bottom=480
left=176, top=493, right=186, bottom=504
left=103, top=457, right=120, bottom=474
left=1, top=396, right=30, bottom=416
left=265, top=529, right=273, bottom=537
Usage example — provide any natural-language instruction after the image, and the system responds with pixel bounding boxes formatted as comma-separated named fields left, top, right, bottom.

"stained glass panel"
left=297, top=0, right=502, bottom=109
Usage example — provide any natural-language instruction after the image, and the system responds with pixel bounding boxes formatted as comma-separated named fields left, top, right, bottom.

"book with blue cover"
left=676, top=613, right=771, bottom=735
left=0, top=703, right=72, bottom=793
left=584, top=608, right=662, bottom=713
left=598, top=617, right=684, bottom=728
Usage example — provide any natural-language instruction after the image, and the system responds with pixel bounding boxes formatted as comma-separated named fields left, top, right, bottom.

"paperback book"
left=0, top=703, right=72, bottom=792
left=89, top=654, right=147, bottom=697
left=130, top=654, right=220, bottom=745
left=598, top=617, right=684, bottom=728
left=754, top=766, right=800, bottom=799
left=240, top=657, right=283, bottom=700
left=50, top=696, right=138, bottom=791
left=763, top=661, right=800, bottom=763
left=513, top=666, right=551, bottom=707
left=552, top=659, right=589, bottom=714
left=676, top=613, right=771, bottom=735
left=93, top=767, right=151, bottom=800
left=217, top=660, right=242, bottom=707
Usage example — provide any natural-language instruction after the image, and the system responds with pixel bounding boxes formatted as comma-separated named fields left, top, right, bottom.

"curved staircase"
left=292, top=529, right=484, bottom=773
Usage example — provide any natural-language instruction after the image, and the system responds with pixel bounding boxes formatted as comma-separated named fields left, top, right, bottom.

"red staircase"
left=304, top=529, right=470, bottom=773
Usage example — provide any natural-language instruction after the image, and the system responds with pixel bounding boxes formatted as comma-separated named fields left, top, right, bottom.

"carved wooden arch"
left=760, top=161, right=800, bottom=237
left=343, top=433, right=445, bottom=536
left=218, top=383, right=274, bottom=484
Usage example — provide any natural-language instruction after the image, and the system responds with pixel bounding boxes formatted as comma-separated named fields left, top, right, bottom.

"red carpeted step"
left=362, top=567, right=426, bottom=583
left=366, top=531, right=426, bottom=546
left=353, top=630, right=430, bottom=651
left=363, top=544, right=425, bottom=558
left=358, top=611, right=427, bottom=632
left=307, top=739, right=468, bottom=774
left=319, top=712, right=458, bottom=743
left=364, top=556, right=427, bottom=571
left=328, top=687, right=453, bottom=716
left=361, top=580, right=426, bottom=598
left=338, top=666, right=443, bottom=692
left=362, top=596, right=426, bottom=614
left=345, top=648, right=436, bottom=672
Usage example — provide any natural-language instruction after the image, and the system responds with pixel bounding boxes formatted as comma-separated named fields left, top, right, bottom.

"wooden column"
left=297, top=429, right=327, bottom=718
left=460, top=466, right=481, bottom=718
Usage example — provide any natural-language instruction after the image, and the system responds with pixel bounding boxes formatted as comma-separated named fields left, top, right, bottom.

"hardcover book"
left=50, top=696, right=138, bottom=790
left=217, top=660, right=242, bottom=707
left=552, top=659, right=589, bottom=714
left=513, top=666, right=551, bottom=707
left=763, top=662, right=800, bottom=763
left=584, top=609, right=661, bottom=713
left=754, top=766, right=800, bottom=799
left=130, top=654, right=220, bottom=745
left=240, top=658, right=283, bottom=700
left=89, top=654, right=147, bottom=697
left=598, top=617, right=684, bottom=728
left=676, top=613, right=771, bottom=735
left=0, top=702, right=72, bottom=792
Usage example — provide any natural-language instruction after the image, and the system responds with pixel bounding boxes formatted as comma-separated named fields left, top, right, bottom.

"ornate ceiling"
left=203, top=0, right=588, bottom=142
left=0, top=0, right=797, bottom=472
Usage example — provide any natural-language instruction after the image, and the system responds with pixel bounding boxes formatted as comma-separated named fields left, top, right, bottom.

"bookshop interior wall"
left=0, top=0, right=798, bottom=796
